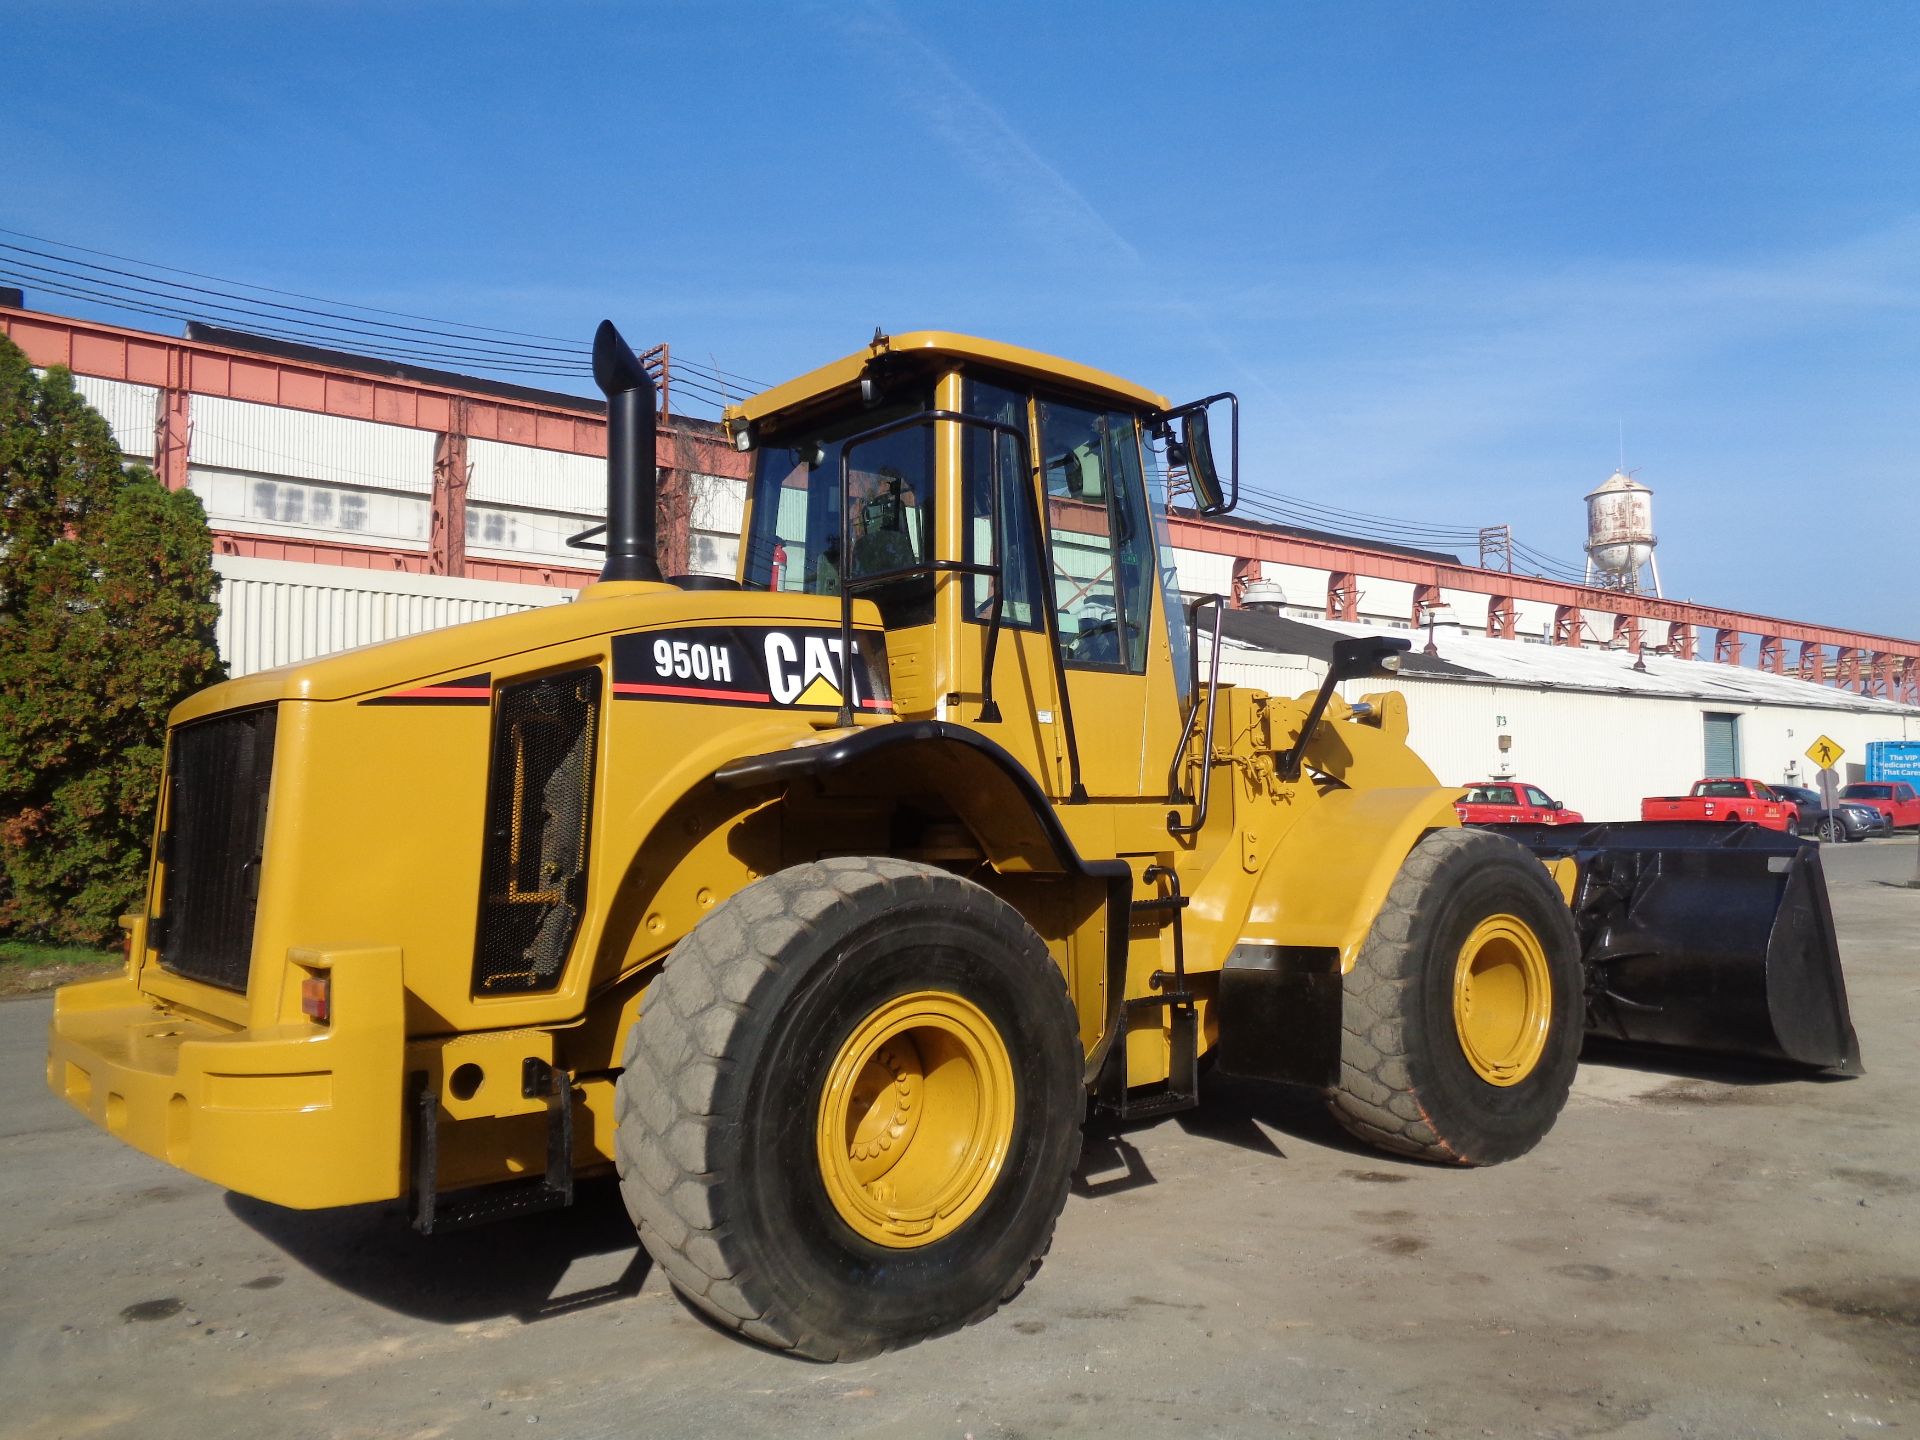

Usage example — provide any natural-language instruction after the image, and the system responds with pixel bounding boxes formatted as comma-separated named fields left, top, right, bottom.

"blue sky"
left=5, top=3, right=1916, bottom=637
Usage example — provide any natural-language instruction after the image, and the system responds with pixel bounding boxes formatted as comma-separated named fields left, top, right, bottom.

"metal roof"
left=1222, top=613, right=1920, bottom=716
left=1217, top=609, right=1480, bottom=678
left=731, top=330, right=1169, bottom=426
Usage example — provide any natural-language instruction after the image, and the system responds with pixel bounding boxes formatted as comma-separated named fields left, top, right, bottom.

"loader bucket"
left=1498, top=821, right=1863, bottom=1075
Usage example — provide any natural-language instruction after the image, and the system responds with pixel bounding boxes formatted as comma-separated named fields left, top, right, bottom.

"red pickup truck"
left=1641, top=778, right=1800, bottom=832
left=1838, top=781, right=1920, bottom=830
left=1455, top=779, right=1585, bottom=826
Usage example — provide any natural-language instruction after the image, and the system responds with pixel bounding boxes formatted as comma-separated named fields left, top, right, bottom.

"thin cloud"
left=827, top=1, right=1142, bottom=274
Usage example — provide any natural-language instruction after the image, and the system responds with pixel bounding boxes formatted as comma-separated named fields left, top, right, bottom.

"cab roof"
left=727, top=330, right=1169, bottom=429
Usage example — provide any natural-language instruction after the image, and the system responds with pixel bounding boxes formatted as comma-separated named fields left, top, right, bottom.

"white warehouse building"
left=1211, top=609, right=1920, bottom=821
left=28, top=308, right=1919, bottom=819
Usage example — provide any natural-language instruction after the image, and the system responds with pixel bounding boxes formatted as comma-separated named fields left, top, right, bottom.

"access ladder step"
left=419, top=1174, right=575, bottom=1232
left=1099, top=997, right=1201, bottom=1121
left=409, top=1059, right=576, bottom=1235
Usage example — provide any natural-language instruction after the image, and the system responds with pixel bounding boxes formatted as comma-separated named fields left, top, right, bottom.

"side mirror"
left=1158, top=393, right=1239, bottom=517
left=1182, top=408, right=1225, bottom=513
left=1329, top=635, right=1410, bottom=682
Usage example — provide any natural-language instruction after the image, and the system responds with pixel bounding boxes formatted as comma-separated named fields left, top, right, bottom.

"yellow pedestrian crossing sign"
left=1806, top=735, right=1845, bottom=771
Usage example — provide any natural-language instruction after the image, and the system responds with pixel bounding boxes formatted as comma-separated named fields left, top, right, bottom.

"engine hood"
left=171, top=583, right=883, bottom=725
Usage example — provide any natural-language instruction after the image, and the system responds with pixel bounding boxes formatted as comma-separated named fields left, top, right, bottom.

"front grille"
left=472, top=668, right=601, bottom=995
left=155, top=706, right=278, bottom=992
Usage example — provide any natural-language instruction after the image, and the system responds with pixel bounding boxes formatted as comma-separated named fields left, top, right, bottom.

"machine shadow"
left=1074, top=1071, right=1412, bottom=1199
left=1577, top=1035, right=1853, bottom=1087
left=226, top=1175, right=651, bottom=1325
left=1187, top=1072, right=1403, bottom=1160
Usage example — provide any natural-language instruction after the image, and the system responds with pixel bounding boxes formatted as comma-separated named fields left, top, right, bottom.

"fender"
left=715, top=722, right=1132, bottom=1085
left=1247, top=786, right=1462, bottom=970
left=1215, top=786, right=1461, bottom=1089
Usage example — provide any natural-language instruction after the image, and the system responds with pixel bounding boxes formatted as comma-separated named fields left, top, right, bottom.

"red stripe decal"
left=613, top=681, right=775, bottom=702
left=390, top=686, right=491, bottom=699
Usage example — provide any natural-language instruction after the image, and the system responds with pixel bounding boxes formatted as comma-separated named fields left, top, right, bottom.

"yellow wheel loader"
left=47, top=323, right=1860, bottom=1360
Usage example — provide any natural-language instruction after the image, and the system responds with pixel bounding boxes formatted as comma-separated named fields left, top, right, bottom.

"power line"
left=0, top=240, right=586, bottom=358
left=0, top=223, right=584, bottom=345
left=0, top=254, right=594, bottom=373
left=0, top=271, right=594, bottom=379
left=1, top=228, right=775, bottom=402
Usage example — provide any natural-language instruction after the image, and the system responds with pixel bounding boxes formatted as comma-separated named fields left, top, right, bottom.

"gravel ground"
left=2, top=838, right=1915, bottom=1439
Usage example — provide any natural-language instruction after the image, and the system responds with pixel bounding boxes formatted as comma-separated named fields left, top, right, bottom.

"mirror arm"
left=1278, top=637, right=1411, bottom=782
left=1277, top=669, right=1341, bottom=784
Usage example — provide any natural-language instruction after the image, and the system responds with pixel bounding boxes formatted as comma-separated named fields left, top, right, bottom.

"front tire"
left=1328, top=828, right=1583, bottom=1165
left=614, top=857, right=1083, bottom=1361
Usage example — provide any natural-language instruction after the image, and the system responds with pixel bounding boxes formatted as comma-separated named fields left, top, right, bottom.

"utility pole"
left=1478, top=525, right=1513, bottom=572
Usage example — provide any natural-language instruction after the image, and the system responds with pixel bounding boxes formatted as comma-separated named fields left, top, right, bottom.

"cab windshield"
left=740, top=395, right=935, bottom=626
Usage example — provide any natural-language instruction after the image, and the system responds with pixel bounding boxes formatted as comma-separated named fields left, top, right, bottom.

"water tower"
left=1583, top=470, right=1662, bottom=596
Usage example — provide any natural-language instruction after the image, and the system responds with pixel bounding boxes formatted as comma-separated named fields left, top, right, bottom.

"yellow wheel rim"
left=815, top=989, right=1016, bottom=1249
left=1452, top=914, right=1553, bottom=1087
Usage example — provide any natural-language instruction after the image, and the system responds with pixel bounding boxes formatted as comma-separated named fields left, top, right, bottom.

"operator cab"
left=726, top=330, right=1237, bottom=805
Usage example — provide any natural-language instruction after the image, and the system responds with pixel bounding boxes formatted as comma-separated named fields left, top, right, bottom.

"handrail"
left=833, top=409, right=1023, bottom=730
left=1167, top=594, right=1225, bottom=836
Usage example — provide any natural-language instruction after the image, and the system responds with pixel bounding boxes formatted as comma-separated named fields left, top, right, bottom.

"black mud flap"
left=1497, top=821, right=1863, bottom=1075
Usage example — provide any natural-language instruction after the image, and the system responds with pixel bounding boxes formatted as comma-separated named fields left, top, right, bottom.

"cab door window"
left=961, top=377, right=1043, bottom=630
left=1035, top=398, right=1155, bottom=671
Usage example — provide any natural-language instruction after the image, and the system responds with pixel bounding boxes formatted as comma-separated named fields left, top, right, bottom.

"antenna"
left=1617, top=420, right=1625, bottom=474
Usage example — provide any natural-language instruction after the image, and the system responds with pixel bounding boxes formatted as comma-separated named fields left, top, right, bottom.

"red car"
left=1641, top=778, right=1799, bottom=833
left=1455, top=780, right=1584, bottom=826
left=1838, top=781, right=1920, bottom=830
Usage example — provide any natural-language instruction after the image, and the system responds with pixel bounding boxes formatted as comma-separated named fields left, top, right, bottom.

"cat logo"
left=764, top=632, right=858, bottom=708
left=609, top=625, right=893, bottom=713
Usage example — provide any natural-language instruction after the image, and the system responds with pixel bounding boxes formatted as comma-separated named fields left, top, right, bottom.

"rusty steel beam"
left=4, top=303, right=607, bottom=455
left=1613, top=612, right=1643, bottom=654
left=429, top=401, right=470, bottom=577
left=1167, top=512, right=1920, bottom=663
left=212, top=531, right=592, bottom=589
left=1326, top=571, right=1359, bottom=621
left=1552, top=605, right=1581, bottom=647
left=8, top=303, right=1915, bottom=679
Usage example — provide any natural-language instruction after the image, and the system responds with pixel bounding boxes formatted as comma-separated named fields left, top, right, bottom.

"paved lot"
left=3, top=839, right=1916, bottom=1439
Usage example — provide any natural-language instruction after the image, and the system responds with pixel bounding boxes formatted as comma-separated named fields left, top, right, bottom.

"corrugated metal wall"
left=192, top=395, right=435, bottom=492
left=1214, top=648, right=1920, bottom=821
left=1171, top=545, right=1235, bottom=596
left=212, top=555, right=573, bottom=677
left=689, top=473, right=746, bottom=578
left=68, top=374, right=158, bottom=459
left=467, top=436, right=604, bottom=512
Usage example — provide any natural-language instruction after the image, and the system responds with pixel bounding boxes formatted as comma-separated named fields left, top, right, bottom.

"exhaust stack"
left=591, top=320, right=664, bottom=584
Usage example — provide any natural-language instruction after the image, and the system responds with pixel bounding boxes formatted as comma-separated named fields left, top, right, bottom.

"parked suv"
left=1838, top=782, right=1920, bottom=830
left=1772, top=785, right=1890, bottom=843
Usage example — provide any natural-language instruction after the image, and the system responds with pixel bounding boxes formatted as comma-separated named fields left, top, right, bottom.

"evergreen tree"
left=0, top=335, right=225, bottom=943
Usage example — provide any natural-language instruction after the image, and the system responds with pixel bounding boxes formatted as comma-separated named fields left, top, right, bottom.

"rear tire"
left=614, top=857, right=1083, bottom=1361
left=1327, top=828, right=1583, bottom=1165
